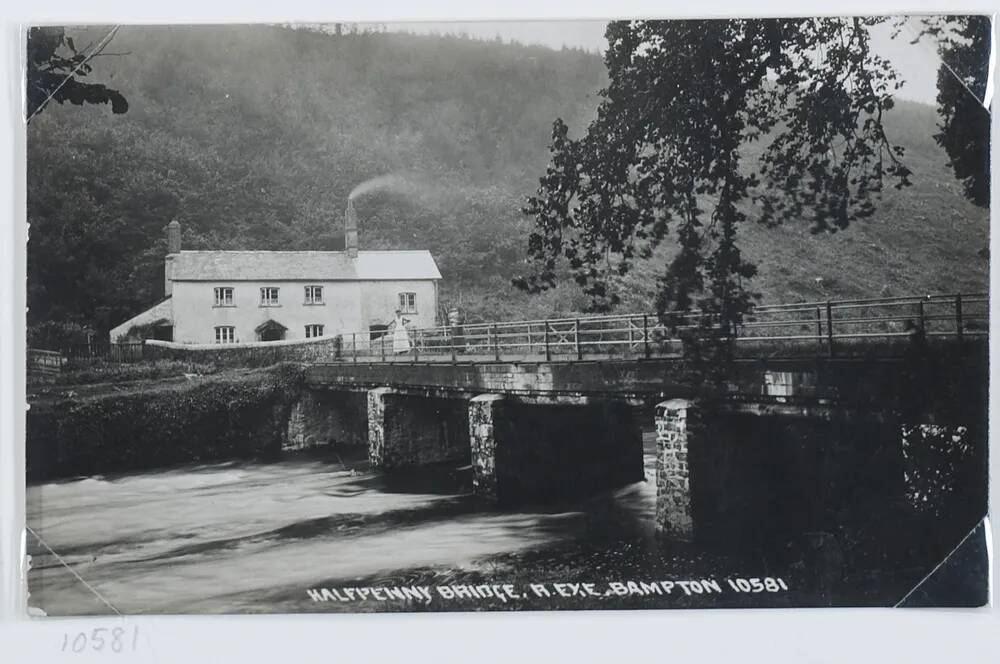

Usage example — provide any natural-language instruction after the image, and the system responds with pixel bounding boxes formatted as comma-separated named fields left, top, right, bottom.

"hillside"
left=616, top=98, right=991, bottom=310
left=27, top=24, right=988, bottom=339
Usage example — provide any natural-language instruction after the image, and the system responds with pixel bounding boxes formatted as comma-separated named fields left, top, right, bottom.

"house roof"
left=170, top=250, right=442, bottom=281
left=109, top=296, right=173, bottom=341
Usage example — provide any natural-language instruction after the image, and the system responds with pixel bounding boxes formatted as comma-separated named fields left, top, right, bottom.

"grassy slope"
left=613, top=100, right=989, bottom=312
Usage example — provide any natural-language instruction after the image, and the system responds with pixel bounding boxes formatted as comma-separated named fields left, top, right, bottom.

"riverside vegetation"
left=26, top=364, right=304, bottom=481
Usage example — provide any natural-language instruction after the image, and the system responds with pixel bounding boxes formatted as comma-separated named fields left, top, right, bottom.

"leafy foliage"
left=47, top=359, right=220, bottom=386
left=27, top=364, right=303, bottom=480
left=27, top=320, right=96, bottom=348
left=911, top=16, right=992, bottom=207
left=517, top=19, right=915, bottom=348
left=26, top=26, right=128, bottom=120
left=901, top=424, right=983, bottom=519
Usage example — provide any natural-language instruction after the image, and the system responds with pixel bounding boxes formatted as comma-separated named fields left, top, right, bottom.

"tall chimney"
left=344, top=199, right=359, bottom=258
left=167, top=219, right=181, bottom=254
left=165, top=220, right=180, bottom=297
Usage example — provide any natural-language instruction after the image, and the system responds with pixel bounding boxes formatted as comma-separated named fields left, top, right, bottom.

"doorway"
left=256, top=319, right=287, bottom=342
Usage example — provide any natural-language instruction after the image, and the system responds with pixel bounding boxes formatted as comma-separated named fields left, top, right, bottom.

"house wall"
left=360, top=280, right=438, bottom=331
left=170, top=279, right=438, bottom=344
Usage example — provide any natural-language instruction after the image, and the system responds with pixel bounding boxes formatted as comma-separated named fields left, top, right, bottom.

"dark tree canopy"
left=26, top=26, right=128, bottom=121
left=516, top=18, right=912, bottom=337
left=917, top=16, right=992, bottom=208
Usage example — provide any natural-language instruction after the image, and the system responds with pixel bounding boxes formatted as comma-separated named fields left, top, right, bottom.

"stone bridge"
left=292, top=294, right=988, bottom=542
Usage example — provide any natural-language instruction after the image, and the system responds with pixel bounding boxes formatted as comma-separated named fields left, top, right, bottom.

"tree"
left=26, top=26, right=128, bottom=121
left=515, top=19, right=912, bottom=350
left=909, top=16, right=991, bottom=207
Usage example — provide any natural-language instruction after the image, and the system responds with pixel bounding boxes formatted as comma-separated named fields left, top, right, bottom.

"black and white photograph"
left=23, top=16, right=991, bottom=616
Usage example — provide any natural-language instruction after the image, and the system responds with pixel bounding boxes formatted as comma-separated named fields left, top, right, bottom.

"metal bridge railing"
left=327, top=292, right=988, bottom=364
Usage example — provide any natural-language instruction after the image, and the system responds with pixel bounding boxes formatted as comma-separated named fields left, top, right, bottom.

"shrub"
left=28, top=320, right=96, bottom=349
left=27, top=364, right=305, bottom=481
left=50, top=359, right=221, bottom=386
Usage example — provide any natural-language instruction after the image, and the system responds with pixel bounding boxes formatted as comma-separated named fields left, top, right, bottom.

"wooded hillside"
left=27, top=24, right=988, bottom=340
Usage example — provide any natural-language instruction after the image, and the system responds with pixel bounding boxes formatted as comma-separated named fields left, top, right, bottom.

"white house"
left=111, top=201, right=442, bottom=344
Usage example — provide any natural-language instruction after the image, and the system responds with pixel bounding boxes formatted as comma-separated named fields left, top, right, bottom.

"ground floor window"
left=215, top=326, right=236, bottom=344
left=305, top=324, right=324, bottom=338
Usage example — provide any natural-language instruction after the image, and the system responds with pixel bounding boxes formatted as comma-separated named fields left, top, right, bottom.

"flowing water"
left=26, top=430, right=919, bottom=615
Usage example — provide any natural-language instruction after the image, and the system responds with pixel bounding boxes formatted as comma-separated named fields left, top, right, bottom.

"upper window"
left=399, top=292, right=416, bottom=314
left=305, top=324, right=324, bottom=338
left=304, top=285, right=324, bottom=305
left=214, top=287, right=234, bottom=307
left=260, top=287, right=279, bottom=306
left=215, top=326, right=236, bottom=344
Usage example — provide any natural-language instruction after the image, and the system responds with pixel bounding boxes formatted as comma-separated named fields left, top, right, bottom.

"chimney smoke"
left=345, top=199, right=359, bottom=258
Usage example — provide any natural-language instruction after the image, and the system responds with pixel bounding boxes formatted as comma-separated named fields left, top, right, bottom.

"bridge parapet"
left=321, top=293, right=986, bottom=365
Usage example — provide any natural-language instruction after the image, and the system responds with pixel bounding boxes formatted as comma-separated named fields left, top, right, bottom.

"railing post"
left=643, top=314, right=650, bottom=358
left=825, top=301, right=835, bottom=358
left=917, top=299, right=926, bottom=338
left=414, top=330, right=420, bottom=362
left=815, top=306, right=823, bottom=351
left=352, top=332, right=357, bottom=363
left=451, top=328, right=457, bottom=364
left=574, top=318, right=582, bottom=360
left=492, top=323, right=499, bottom=361
left=956, top=293, right=964, bottom=340
left=380, top=334, right=385, bottom=362
left=543, top=321, right=551, bottom=362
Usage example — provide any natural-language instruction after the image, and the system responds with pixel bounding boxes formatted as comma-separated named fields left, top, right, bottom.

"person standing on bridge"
left=391, top=310, right=412, bottom=354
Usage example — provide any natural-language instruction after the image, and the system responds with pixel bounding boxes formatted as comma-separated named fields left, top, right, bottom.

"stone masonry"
left=284, top=389, right=367, bottom=452
left=655, top=398, right=701, bottom=541
left=367, top=387, right=470, bottom=469
left=470, top=394, right=643, bottom=506
left=469, top=394, right=505, bottom=499
left=367, top=387, right=390, bottom=466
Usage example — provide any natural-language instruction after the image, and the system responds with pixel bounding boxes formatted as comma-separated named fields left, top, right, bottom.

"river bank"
left=27, top=364, right=304, bottom=481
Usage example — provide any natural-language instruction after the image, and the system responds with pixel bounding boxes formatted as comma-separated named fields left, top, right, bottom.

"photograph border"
left=2, top=0, right=998, bottom=661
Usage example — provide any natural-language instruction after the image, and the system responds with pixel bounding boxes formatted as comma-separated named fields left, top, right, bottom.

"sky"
left=374, top=17, right=953, bottom=104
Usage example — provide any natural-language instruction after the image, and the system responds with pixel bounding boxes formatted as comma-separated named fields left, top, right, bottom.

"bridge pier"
left=367, top=387, right=470, bottom=469
left=285, top=389, right=368, bottom=452
left=654, top=399, right=700, bottom=541
left=656, top=397, right=909, bottom=545
left=469, top=394, right=644, bottom=506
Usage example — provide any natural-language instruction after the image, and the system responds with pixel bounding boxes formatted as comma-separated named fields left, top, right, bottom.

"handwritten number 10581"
left=60, top=626, right=139, bottom=653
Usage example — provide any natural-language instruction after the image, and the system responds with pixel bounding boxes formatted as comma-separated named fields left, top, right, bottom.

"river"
left=26, top=429, right=923, bottom=615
